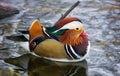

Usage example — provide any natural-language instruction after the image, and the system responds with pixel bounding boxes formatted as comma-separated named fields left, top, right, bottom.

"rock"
left=0, top=2, right=19, bottom=19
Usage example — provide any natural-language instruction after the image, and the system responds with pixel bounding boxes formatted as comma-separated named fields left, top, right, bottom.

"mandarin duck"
left=29, top=17, right=90, bottom=62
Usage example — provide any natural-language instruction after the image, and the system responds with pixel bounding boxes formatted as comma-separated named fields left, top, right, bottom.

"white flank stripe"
left=69, top=45, right=82, bottom=58
left=65, top=44, right=74, bottom=59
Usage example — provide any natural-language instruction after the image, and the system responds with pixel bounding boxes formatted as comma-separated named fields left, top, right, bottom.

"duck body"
left=29, top=17, right=90, bottom=62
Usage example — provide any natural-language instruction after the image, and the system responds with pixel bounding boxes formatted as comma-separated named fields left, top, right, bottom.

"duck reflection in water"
left=4, top=53, right=88, bottom=76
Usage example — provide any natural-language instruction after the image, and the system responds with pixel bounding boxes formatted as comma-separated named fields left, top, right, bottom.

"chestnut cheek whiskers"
left=59, top=30, right=83, bottom=46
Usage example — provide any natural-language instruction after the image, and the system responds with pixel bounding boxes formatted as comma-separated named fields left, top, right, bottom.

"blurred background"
left=0, top=0, right=120, bottom=76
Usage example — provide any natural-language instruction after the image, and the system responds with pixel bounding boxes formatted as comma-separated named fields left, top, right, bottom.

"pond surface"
left=0, top=0, right=120, bottom=76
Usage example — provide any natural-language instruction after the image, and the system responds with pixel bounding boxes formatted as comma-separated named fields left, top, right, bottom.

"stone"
left=0, top=2, right=19, bottom=19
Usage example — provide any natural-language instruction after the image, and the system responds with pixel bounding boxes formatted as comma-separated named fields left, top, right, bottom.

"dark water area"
left=0, top=0, right=120, bottom=76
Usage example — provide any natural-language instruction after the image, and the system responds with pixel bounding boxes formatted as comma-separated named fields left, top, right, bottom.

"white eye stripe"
left=53, top=21, right=83, bottom=33
left=59, top=21, right=82, bottom=30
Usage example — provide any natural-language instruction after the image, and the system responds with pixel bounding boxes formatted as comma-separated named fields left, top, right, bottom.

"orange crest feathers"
left=56, top=17, right=79, bottom=29
left=29, top=20, right=43, bottom=42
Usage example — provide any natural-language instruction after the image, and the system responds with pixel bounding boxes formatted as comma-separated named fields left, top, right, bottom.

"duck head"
left=52, top=17, right=84, bottom=46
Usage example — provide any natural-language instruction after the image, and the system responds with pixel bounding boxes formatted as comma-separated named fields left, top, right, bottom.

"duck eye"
left=76, top=28, right=79, bottom=30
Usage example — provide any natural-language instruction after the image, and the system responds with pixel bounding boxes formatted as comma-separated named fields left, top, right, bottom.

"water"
left=0, top=0, right=120, bottom=76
